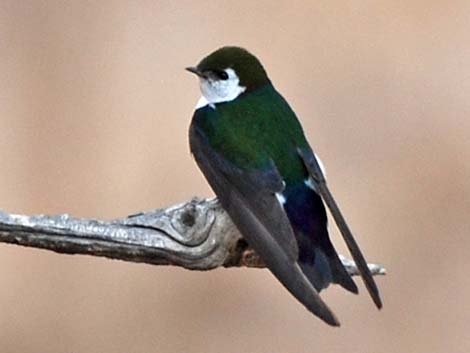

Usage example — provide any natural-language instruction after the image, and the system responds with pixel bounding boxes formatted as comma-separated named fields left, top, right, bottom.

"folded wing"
left=190, top=124, right=340, bottom=326
left=297, top=146, right=382, bottom=309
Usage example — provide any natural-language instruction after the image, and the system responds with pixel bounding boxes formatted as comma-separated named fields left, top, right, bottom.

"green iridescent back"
left=193, top=83, right=310, bottom=185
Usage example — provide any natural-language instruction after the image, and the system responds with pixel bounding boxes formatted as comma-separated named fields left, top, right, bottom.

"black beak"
left=185, top=66, right=205, bottom=78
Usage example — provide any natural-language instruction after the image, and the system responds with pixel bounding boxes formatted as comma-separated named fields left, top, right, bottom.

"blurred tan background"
left=1, top=1, right=469, bottom=352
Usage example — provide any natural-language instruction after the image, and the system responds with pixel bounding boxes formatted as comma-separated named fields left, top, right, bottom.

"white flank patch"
left=304, top=177, right=316, bottom=190
left=304, top=154, right=327, bottom=192
left=315, top=153, right=326, bottom=177
left=198, top=68, right=246, bottom=105
left=275, top=192, right=286, bottom=206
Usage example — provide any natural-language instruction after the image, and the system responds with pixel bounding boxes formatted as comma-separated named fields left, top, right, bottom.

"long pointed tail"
left=300, top=242, right=358, bottom=294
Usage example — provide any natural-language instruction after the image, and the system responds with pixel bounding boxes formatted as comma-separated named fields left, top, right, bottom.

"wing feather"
left=297, top=147, right=383, bottom=309
left=190, top=124, right=339, bottom=326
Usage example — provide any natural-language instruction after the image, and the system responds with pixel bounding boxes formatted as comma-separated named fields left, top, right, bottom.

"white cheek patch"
left=195, top=96, right=209, bottom=109
left=198, top=68, right=246, bottom=105
left=195, top=96, right=215, bottom=110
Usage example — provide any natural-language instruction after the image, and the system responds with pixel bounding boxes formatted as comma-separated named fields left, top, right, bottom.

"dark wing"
left=297, top=146, right=383, bottom=309
left=190, top=123, right=340, bottom=326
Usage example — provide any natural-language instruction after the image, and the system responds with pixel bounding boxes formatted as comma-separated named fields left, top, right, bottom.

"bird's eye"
left=216, top=70, right=229, bottom=80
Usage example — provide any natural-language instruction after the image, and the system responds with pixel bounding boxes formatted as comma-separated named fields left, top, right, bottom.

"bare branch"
left=0, top=197, right=386, bottom=276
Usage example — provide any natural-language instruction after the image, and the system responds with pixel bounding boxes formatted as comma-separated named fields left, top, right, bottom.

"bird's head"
left=186, top=46, right=270, bottom=106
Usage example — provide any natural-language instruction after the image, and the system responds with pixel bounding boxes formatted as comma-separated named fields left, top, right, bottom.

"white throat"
left=196, top=68, right=246, bottom=109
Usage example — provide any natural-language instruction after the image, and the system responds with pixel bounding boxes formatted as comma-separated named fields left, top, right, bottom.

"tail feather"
left=300, top=247, right=358, bottom=294
left=285, top=183, right=357, bottom=295
left=329, top=250, right=358, bottom=293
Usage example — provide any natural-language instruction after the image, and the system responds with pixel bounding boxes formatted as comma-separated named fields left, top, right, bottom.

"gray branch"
left=0, top=197, right=386, bottom=276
